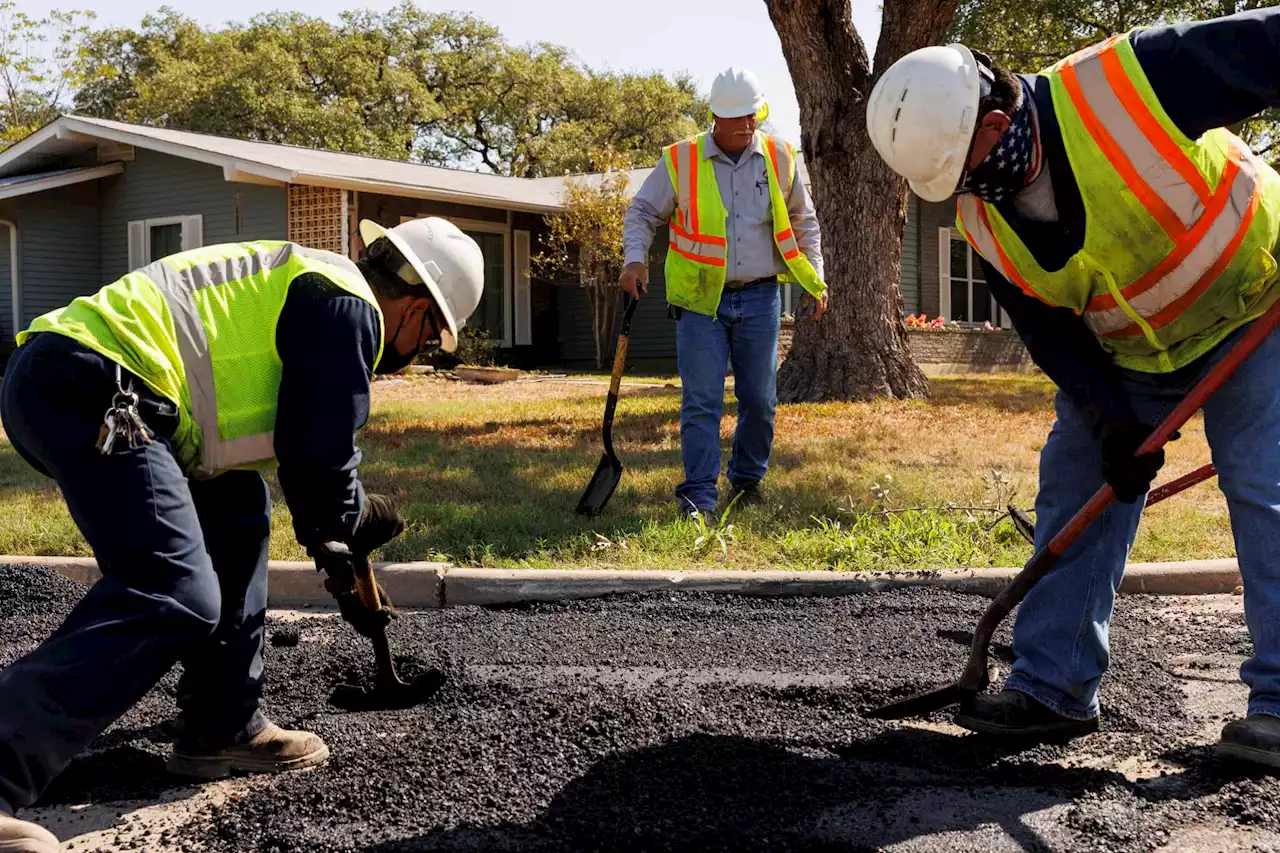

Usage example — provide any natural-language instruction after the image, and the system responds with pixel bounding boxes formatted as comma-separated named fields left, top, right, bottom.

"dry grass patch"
left=0, top=372, right=1232, bottom=570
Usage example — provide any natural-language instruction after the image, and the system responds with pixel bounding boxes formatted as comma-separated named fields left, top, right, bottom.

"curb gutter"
left=1, top=555, right=1243, bottom=610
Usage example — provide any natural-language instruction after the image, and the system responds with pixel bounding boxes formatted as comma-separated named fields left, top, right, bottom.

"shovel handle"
left=958, top=299, right=1280, bottom=692
left=352, top=556, right=383, bottom=612
left=601, top=296, right=639, bottom=454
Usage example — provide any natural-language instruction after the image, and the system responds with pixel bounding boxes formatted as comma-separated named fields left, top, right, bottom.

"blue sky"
left=26, top=0, right=883, bottom=148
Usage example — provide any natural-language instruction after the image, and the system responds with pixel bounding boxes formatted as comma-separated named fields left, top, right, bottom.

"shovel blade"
left=864, top=682, right=969, bottom=720
left=329, top=667, right=448, bottom=712
left=576, top=453, right=623, bottom=516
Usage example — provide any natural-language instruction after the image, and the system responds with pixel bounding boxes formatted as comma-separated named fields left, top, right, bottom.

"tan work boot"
left=0, top=812, right=59, bottom=853
left=167, top=723, right=330, bottom=780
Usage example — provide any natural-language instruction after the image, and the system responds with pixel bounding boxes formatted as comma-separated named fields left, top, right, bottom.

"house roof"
left=0, top=163, right=123, bottom=200
left=0, top=116, right=811, bottom=213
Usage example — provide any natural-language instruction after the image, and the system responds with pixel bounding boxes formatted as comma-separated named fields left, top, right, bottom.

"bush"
left=453, top=325, right=497, bottom=367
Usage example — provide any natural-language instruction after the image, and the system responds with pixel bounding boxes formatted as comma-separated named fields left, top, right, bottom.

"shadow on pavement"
left=362, top=729, right=1194, bottom=853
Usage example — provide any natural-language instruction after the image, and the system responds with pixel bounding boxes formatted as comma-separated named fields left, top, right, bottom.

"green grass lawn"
left=0, top=371, right=1234, bottom=571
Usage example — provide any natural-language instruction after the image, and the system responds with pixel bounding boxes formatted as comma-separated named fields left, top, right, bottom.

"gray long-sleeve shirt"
left=623, top=132, right=825, bottom=283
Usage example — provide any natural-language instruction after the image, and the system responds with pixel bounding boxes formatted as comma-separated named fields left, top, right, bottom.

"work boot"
left=1217, top=714, right=1280, bottom=769
left=167, top=723, right=330, bottom=780
left=955, top=689, right=1100, bottom=740
left=726, top=482, right=763, bottom=509
left=0, top=812, right=59, bottom=853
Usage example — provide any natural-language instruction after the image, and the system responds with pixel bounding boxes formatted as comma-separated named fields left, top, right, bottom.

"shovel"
left=867, top=299, right=1280, bottom=721
left=1008, top=462, right=1219, bottom=545
left=576, top=294, right=639, bottom=516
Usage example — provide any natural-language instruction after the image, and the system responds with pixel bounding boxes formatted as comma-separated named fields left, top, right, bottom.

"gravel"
left=4, top=564, right=1279, bottom=852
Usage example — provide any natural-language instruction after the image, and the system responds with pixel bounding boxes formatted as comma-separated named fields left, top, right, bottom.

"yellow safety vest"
left=662, top=132, right=826, bottom=317
left=956, top=32, right=1280, bottom=373
left=19, top=241, right=384, bottom=476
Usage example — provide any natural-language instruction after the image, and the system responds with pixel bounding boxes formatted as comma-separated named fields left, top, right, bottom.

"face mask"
left=374, top=308, right=442, bottom=375
left=960, top=83, right=1038, bottom=205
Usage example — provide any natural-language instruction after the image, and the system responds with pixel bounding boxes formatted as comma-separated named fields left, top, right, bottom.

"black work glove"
left=1099, top=420, right=1166, bottom=503
left=349, top=493, right=405, bottom=559
left=310, top=540, right=398, bottom=640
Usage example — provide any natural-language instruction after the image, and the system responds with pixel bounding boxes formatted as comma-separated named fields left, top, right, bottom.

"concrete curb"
left=2, top=555, right=1243, bottom=609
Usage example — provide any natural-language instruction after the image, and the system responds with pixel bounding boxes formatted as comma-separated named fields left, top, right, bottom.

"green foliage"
left=69, top=3, right=706, bottom=177
left=0, top=3, right=104, bottom=147
left=452, top=325, right=498, bottom=367
left=949, top=0, right=1280, bottom=161
left=532, top=147, right=632, bottom=368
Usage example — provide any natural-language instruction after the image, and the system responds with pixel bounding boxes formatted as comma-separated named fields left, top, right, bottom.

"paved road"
left=5, top=566, right=1280, bottom=852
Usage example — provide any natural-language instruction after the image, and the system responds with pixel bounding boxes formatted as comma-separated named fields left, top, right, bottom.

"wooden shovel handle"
left=352, top=556, right=383, bottom=612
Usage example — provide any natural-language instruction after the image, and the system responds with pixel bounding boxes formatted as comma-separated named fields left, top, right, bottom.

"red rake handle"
left=1145, top=462, right=1217, bottom=508
left=958, top=299, right=1280, bottom=693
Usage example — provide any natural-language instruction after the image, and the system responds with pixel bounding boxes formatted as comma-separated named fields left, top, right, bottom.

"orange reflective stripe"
left=1060, top=58, right=1186, bottom=238
left=775, top=228, right=794, bottom=243
left=671, top=219, right=727, bottom=247
left=1058, top=33, right=1125, bottom=68
left=1088, top=151, right=1242, bottom=313
left=1099, top=48, right=1210, bottom=206
left=974, top=202, right=1043, bottom=300
left=668, top=243, right=726, bottom=267
left=1107, top=182, right=1259, bottom=337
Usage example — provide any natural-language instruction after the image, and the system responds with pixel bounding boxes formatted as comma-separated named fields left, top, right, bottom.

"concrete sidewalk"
left=0, top=555, right=1243, bottom=609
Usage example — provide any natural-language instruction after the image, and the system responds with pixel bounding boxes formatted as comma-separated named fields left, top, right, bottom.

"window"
left=938, top=228, right=1006, bottom=326
left=127, top=216, right=203, bottom=269
left=401, top=216, right=513, bottom=347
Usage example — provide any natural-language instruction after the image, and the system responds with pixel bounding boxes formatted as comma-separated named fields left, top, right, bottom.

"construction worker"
left=621, top=67, right=829, bottom=517
left=867, top=9, right=1280, bottom=766
left=0, top=219, right=484, bottom=852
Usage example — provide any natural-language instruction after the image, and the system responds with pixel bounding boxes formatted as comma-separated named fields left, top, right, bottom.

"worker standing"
left=621, top=68, right=829, bottom=517
left=867, top=10, right=1280, bottom=767
left=0, top=219, right=484, bottom=852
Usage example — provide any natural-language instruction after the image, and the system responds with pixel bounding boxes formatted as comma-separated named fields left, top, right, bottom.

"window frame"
left=938, top=227, right=1009, bottom=327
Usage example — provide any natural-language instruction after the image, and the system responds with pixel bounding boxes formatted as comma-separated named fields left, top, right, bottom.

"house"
left=0, top=115, right=996, bottom=369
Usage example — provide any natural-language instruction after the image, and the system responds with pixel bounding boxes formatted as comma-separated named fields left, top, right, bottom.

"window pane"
left=969, top=246, right=986, bottom=282
left=950, top=281, right=970, bottom=321
left=464, top=231, right=505, bottom=340
left=972, top=280, right=992, bottom=323
left=949, top=239, right=968, bottom=277
left=150, top=224, right=182, bottom=261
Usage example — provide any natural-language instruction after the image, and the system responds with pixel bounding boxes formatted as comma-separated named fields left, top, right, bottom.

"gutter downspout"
left=0, top=220, right=15, bottom=346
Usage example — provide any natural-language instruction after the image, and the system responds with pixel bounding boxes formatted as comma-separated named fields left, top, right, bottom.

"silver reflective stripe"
left=668, top=227, right=726, bottom=261
left=1084, top=146, right=1259, bottom=336
left=1069, top=51, right=1204, bottom=231
left=672, top=140, right=696, bottom=234
left=143, top=243, right=327, bottom=474
left=956, top=195, right=1014, bottom=281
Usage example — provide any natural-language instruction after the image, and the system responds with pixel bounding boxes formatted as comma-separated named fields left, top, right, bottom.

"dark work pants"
left=0, top=333, right=269, bottom=812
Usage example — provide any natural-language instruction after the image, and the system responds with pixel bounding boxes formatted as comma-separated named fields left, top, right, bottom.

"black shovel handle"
left=955, top=298, right=1280, bottom=696
left=601, top=295, right=639, bottom=460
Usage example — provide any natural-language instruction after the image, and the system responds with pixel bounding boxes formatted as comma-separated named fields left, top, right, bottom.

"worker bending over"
left=0, top=218, right=484, bottom=852
left=868, top=9, right=1280, bottom=767
left=621, top=67, right=829, bottom=517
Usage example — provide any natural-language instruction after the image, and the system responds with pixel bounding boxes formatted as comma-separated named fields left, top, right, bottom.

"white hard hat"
left=359, top=217, right=484, bottom=353
left=865, top=44, right=986, bottom=202
left=709, top=67, right=767, bottom=120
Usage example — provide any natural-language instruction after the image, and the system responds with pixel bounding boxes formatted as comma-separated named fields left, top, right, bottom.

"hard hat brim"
left=359, top=219, right=460, bottom=353
left=910, top=168, right=966, bottom=203
left=711, top=100, right=768, bottom=120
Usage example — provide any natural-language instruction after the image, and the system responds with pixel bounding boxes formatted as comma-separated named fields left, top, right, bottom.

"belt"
left=723, top=276, right=778, bottom=290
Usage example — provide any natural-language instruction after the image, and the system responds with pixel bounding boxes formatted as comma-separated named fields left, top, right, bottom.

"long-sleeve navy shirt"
left=982, top=9, right=1280, bottom=429
left=274, top=273, right=381, bottom=547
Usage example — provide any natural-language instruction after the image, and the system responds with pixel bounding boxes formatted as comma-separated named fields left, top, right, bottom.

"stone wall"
left=778, top=320, right=1033, bottom=375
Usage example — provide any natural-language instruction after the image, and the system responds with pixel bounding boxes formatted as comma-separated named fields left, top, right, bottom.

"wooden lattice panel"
left=287, top=185, right=345, bottom=254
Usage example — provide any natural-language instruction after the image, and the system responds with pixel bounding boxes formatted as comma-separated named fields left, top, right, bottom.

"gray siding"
left=918, top=198, right=957, bottom=318
left=17, top=181, right=101, bottom=328
left=99, top=148, right=287, bottom=282
left=558, top=225, right=676, bottom=366
left=901, top=194, right=921, bottom=314
left=0, top=218, right=10, bottom=341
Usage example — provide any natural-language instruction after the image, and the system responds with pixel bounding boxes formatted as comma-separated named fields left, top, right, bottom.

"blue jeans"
left=675, top=284, right=781, bottom=512
left=1008, top=321, right=1280, bottom=720
left=0, top=333, right=269, bottom=813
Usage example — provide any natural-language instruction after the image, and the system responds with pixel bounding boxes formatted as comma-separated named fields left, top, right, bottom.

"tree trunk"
left=766, top=0, right=958, bottom=402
